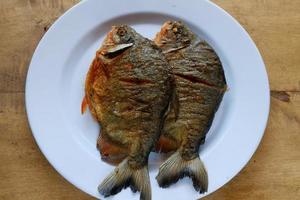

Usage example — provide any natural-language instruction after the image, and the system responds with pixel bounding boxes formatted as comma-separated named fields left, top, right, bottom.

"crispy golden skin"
left=82, top=25, right=173, bottom=200
left=154, top=21, right=227, bottom=193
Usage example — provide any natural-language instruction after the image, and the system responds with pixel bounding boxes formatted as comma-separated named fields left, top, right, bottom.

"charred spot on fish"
left=102, top=177, right=138, bottom=197
left=104, top=180, right=129, bottom=197
left=174, top=73, right=218, bottom=88
left=119, top=78, right=154, bottom=85
left=158, top=168, right=206, bottom=193
left=128, top=97, right=149, bottom=105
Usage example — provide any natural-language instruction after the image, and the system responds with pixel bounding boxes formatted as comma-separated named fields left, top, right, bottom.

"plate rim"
left=25, top=0, right=270, bottom=199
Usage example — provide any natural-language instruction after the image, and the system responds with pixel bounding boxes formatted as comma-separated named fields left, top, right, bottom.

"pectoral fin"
left=81, top=95, right=88, bottom=114
left=102, top=43, right=134, bottom=58
left=163, top=82, right=179, bottom=121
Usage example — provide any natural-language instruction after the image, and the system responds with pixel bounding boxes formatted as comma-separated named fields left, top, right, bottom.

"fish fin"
left=155, top=135, right=178, bottom=153
left=156, top=151, right=208, bottom=194
left=98, top=159, right=151, bottom=200
left=97, top=134, right=128, bottom=165
left=163, top=97, right=172, bottom=119
left=81, top=95, right=88, bottom=114
left=102, top=43, right=134, bottom=58
left=162, top=45, right=188, bottom=54
left=106, top=43, right=133, bottom=53
left=163, top=82, right=179, bottom=121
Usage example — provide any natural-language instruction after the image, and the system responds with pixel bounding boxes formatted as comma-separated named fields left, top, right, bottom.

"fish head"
left=155, top=21, right=196, bottom=51
left=105, top=25, right=135, bottom=45
left=98, top=25, right=137, bottom=59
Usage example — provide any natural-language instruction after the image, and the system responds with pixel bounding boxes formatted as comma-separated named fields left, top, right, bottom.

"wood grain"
left=0, top=0, right=299, bottom=199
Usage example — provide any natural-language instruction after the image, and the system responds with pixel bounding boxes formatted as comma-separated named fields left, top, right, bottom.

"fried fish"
left=154, top=21, right=227, bottom=193
left=82, top=25, right=173, bottom=200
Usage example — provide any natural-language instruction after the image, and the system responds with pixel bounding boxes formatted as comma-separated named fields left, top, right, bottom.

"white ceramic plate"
left=26, top=0, right=270, bottom=199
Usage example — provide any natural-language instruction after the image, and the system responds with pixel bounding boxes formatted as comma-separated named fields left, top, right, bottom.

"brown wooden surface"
left=0, top=0, right=299, bottom=199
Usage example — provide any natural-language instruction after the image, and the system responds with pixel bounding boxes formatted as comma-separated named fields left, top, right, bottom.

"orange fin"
left=81, top=95, right=88, bottom=114
left=97, top=135, right=128, bottom=165
left=155, top=135, right=178, bottom=153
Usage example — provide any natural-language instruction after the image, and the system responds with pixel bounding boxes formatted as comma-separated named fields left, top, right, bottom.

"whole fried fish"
left=82, top=25, right=173, bottom=200
left=154, top=21, right=227, bottom=193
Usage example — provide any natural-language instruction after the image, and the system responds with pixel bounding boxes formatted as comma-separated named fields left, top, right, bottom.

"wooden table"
left=0, top=0, right=299, bottom=199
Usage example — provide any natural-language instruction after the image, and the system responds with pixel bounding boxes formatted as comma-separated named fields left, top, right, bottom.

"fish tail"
left=156, top=151, right=208, bottom=193
left=98, top=158, right=151, bottom=200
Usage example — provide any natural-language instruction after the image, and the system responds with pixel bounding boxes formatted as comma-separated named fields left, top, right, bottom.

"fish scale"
left=154, top=21, right=227, bottom=194
left=82, top=25, right=173, bottom=200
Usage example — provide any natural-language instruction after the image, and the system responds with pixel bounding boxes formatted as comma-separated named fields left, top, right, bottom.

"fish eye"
left=117, top=28, right=127, bottom=37
left=177, top=27, right=183, bottom=34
